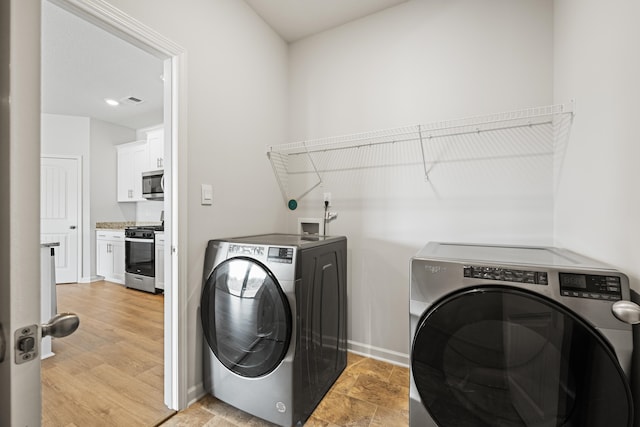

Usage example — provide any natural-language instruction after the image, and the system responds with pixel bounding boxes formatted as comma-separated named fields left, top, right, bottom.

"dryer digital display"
left=559, top=273, right=622, bottom=301
left=268, top=247, right=293, bottom=264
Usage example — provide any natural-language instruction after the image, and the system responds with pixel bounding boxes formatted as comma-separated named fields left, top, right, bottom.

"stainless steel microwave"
left=142, top=169, right=164, bottom=200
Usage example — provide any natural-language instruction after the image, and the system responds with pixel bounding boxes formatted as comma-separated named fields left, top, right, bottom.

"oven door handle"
left=125, top=238, right=155, bottom=243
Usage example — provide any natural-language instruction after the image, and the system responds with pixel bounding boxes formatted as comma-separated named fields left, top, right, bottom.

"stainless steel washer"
left=201, top=234, right=347, bottom=426
left=410, top=242, right=634, bottom=427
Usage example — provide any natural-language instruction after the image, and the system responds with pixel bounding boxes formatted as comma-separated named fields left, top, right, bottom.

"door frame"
left=47, top=0, right=189, bottom=410
left=40, top=154, right=83, bottom=284
left=0, top=1, right=43, bottom=425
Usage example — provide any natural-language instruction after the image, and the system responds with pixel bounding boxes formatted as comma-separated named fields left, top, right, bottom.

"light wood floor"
left=160, top=352, right=409, bottom=427
left=42, top=280, right=174, bottom=426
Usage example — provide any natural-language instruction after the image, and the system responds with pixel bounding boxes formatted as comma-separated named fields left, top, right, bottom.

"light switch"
left=201, top=184, right=213, bottom=205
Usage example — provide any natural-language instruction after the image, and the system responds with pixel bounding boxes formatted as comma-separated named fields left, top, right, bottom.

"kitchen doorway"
left=40, top=0, right=187, bottom=420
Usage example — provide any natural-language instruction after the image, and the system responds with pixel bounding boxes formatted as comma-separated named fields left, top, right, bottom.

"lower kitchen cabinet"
left=96, top=230, right=125, bottom=284
left=155, top=232, right=164, bottom=291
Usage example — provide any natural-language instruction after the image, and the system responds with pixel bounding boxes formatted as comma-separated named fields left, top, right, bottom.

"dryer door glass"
left=201, top=257, right=292, bottom=378
left=412, top=286, right=633, bottom=427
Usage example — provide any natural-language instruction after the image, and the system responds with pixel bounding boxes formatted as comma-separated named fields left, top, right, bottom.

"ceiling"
left=41, top=0, right=408, bottom=130
left=41, top=1, right=164, bottom=130
left=244, top=0, right=408, bottom=42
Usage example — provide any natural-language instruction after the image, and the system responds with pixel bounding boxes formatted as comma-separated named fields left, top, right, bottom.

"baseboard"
left=77, top=275, right=103, bottom=283
left=188, top=382, right=206, bottom=407
left=347, top=340, right=409, bottom=367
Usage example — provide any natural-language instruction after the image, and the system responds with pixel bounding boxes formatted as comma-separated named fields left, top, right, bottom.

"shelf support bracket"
left=418, top=125, right=429, bottom=181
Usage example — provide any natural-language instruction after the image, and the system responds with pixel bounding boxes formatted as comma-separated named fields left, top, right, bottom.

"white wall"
left=41, top=114, right=91, bottom=280
left=554, top=1, right=640, bottom=292
left=89, top=118, right=137, bottom=277
left=42, top=114, right=137, bottom=281
left=288, top=0, right=554, bottom=362
left=103, top=0, right=289, bottom=401
left=42, top=113, right=89, bottom=155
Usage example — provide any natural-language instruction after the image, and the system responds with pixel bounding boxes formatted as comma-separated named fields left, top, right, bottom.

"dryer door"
left=201, top=256, right=292, bottom=378
left=412, top=286, right=633, bottom=427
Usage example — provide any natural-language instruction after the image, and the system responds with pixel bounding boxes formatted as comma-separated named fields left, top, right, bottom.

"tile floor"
left=159, top=353, right=409, bottom=426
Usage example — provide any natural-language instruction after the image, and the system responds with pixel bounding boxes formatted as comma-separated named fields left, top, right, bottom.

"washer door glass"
left=412, top=286, right=633, bottom=427
left=201, top=257, right=292, bottom=378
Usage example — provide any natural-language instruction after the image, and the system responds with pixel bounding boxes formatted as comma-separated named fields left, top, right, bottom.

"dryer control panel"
left=268, top=247, right=294, bottom=264
left=464, top=265, right=548, bottom=285
left=559, top=273, right=622, bottom=301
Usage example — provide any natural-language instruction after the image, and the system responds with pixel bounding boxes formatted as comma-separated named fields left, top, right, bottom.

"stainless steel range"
left=125, top=225, right=163, bottom=293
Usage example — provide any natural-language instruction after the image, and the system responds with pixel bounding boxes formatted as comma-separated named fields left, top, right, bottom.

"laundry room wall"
left=101, top=0, right=289, bottom=403
left=553, top=7, right=640, bottom=422
left=286, top=0, right=555, bottom=363
left=553, top=1, right=640, bottom=292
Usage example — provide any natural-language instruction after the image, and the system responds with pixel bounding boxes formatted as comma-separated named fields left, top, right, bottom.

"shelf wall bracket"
left=417, top=124, right=429, bottom=181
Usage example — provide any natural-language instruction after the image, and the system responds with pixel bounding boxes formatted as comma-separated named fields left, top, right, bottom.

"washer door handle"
left=612, top=300, right=640, bottom=325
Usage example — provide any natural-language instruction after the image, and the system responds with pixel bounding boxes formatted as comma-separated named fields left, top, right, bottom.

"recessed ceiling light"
left=104, top=98, right=119, bottom=107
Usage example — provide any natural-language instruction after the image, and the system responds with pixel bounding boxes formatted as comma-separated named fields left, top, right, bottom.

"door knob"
left=612, top=300, right=640, bottom=325
left=13, top=314, right=79, bottom=365
left=69, top=225, right=77, bottom=230
left=42, top=313, right=79, bottom=339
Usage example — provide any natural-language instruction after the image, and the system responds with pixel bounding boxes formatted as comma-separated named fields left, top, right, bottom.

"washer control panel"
left=268, top=247, right=294, bottom=264
left=559, top=273, right=622, bottom=301
left=464, top=265, right=548, bottom=285
left=229, top=244, right=265, bottom=256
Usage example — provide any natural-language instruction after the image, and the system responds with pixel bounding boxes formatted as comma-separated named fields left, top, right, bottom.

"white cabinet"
left=146, top=129, right=164, bottom=170
left=96, top=230, right=125, bottom=284
left=117, top=141, right=147, bottom=202
left=155, top=232, right=165, bottom=291
left=116, top=129, right=164, bottom=202
left=116, top=129, right=164, bottom=203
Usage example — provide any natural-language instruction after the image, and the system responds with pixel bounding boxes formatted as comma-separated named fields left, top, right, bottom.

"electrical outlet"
left=323, top=192, right=332, bottom=206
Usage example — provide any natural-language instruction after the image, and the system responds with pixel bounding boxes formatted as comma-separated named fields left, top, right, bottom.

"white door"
left=41, top=156, right=80, bottom=283
left=1, top=1, right=44, bottom=425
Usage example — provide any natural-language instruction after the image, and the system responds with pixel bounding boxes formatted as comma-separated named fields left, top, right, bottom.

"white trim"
left=48, top=0, right=183, bottom=57
left=347, top=340, right=410, bottom=367
left=77, top=275, right=103, bottom=283
left=52, top=0, right=188, bottom=411
left=187, top=382, right=206, bottom=408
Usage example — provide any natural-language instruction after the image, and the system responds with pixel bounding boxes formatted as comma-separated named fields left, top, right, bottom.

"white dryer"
left=410, top=242, right=634, bottom=427
left=201, top=234, right=347, bottom=427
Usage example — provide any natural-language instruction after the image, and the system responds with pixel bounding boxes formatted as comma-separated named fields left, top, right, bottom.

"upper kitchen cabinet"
left=146, top=128, right=164, bottom=170
left=116, top=128, right=164, bottom=203
left=117, top=140, right=147, bottom=202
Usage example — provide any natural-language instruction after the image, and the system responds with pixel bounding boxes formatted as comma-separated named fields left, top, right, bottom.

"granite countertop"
left=95, top=221, right=135, bottom=230
left=96, top=221, right=162, bottom=230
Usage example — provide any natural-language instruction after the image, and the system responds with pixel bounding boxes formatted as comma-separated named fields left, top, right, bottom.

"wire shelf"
left=267, top=102, right=574, bottom=206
